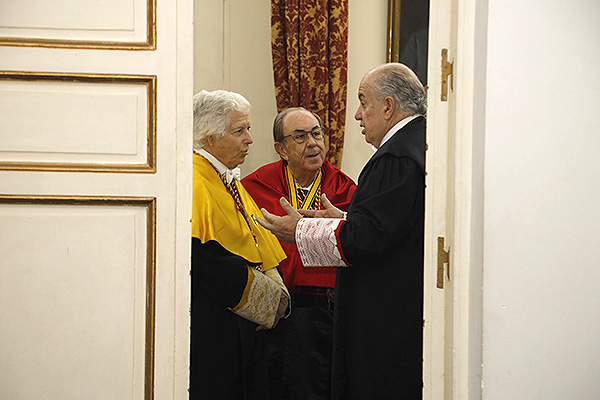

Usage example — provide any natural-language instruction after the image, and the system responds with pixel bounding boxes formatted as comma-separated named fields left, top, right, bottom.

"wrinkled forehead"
left=283, top=109, right=320, bottom=131
left=227, top=110, right=250, bottom=126
left=358, top=76, right=376, bottom=99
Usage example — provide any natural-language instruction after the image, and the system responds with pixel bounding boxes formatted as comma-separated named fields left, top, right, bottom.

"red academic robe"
left=242, top=160, right=356, bottom=292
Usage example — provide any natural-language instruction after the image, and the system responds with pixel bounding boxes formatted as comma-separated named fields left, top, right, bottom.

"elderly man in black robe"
left=257, top=62, right=427, bottom=399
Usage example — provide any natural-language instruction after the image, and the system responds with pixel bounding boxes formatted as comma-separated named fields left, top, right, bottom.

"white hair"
left=371, top=63, right=427, bottom=116
left=193, top=89, right=251, bottom=149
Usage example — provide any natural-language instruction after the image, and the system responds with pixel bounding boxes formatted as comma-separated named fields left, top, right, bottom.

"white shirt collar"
left=195, top=148, right=241, bottom=184
left=372, top=114, right=420, bottom=152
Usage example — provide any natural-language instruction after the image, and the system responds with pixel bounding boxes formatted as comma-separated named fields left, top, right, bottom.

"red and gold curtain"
left=271, top=0, right=348, bottom=168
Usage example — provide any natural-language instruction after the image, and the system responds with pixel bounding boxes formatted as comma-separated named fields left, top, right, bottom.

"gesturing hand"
left=298, top=194, right=345, bottom=219
left=255, top=197, right=302, bottom=243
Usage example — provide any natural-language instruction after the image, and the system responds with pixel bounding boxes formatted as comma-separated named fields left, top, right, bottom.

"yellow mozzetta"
left=192, top=152, right=289, bottom=328
left=192, top=153, right=286, bottom=270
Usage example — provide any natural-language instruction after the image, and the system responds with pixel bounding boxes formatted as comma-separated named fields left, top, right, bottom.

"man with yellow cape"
left=190, top=90, right=290, bottom=400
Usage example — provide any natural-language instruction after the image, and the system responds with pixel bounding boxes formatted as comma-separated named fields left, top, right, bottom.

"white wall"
left=482, top=0, right=600, bottom=398
left=194, top=0, right=278, bottom=178
left=193, top=0, right=385, bottom=182
left=343, top=0, right=388, bottom=180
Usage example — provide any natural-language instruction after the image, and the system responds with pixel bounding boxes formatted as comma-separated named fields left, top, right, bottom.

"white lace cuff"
left=230, top=266, right=288, bottom=329
left=296, top=218, right=348, bottom=267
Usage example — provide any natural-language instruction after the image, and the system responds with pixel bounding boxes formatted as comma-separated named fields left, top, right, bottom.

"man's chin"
left=235, top=155, right=247, bottom=166
left=306, top=158, right=324, bottom=170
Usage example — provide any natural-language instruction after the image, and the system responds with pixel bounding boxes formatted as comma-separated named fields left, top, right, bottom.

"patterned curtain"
left=271, top=0, right=349, bottom=168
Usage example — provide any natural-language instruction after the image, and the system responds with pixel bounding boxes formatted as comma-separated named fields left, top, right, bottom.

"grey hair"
left=371, top=63, right=427, bottom=116
left=273, top=107, right=324, bottom=145
left=193, top=89, right=251, bottom=149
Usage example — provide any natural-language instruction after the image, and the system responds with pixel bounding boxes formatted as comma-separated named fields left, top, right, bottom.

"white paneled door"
left=0, top=1, right=193, bottom=399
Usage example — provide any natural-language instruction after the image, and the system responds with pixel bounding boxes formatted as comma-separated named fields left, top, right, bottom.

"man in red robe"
left=243, top=107, right=356, bottom=400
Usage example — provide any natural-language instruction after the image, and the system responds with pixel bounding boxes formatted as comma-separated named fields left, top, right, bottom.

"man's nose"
left=244, top=129, right=253, bottom=144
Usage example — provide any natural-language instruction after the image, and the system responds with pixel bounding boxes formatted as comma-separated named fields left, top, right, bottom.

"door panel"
left=0, top=72, right=155, bottom=172
left=0, top=1, right=192, bottom=399
left=0, top=0, right=155, bottom=49
left=0, top=197, right=153, bottom=399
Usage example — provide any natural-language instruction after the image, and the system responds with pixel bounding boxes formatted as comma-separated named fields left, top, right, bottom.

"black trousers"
left=263, top=291, right=334, bottom=400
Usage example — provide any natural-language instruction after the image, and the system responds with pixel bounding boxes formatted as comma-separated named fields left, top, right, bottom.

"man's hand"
left=298, top=194, right=345, bottom=219
left=255, top=197, right=302, bottom=243
left=256, top=291, right=289, bottom=331
left=276, top=292, right=290, bottom=320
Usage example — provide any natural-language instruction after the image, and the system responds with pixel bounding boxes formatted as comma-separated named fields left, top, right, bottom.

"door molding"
left=0, top=71, right=157, bottom=173
left=0, top=0, right=157, bottom=50
left=424, top=0, right=483, bottom=398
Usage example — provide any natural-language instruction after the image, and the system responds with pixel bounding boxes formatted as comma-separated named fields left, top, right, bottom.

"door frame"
left=447, top=0, right=486, bottom=398
left=389, top=0, right=485, bottom=397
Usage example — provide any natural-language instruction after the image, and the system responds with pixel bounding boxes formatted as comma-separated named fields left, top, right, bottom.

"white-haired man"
left=190, top=89, right=290, bottom=399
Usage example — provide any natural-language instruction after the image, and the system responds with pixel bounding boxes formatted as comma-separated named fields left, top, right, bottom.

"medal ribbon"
left=284, top=164, right=322, bottom=210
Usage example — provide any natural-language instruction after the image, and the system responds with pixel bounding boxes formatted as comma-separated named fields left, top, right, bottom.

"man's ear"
left=206, top=135, right=215, bottom=147
left=383, top=96, right=395, bottom=120
left=274, top=142, right=289, bottom=161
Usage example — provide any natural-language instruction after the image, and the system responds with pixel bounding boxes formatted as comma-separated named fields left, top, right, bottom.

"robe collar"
left=373, top=114, right=420, bottom=152
left=195, top=147, right=241, bottom=184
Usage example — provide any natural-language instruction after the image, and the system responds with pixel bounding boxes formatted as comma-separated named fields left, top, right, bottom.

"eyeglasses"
left=281, top=127, right=325, bottom=144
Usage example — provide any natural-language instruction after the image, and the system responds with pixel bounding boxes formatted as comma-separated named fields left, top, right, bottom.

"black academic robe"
left=190, top=152, right=287, bottom=400
left=190, top=240, right=270, bottom=400
left=333, top=116, right=426, bottom=399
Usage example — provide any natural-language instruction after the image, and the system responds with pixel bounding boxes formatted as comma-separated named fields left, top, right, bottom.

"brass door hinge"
left=441, top=49, right=454, bottom=102
left=437, top=236, right=450, bottom=288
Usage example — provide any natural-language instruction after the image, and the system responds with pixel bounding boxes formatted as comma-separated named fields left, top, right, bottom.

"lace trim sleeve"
left=296, top=218, right=347, bottom=267
left=230, top=266, right=286, bottom=329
